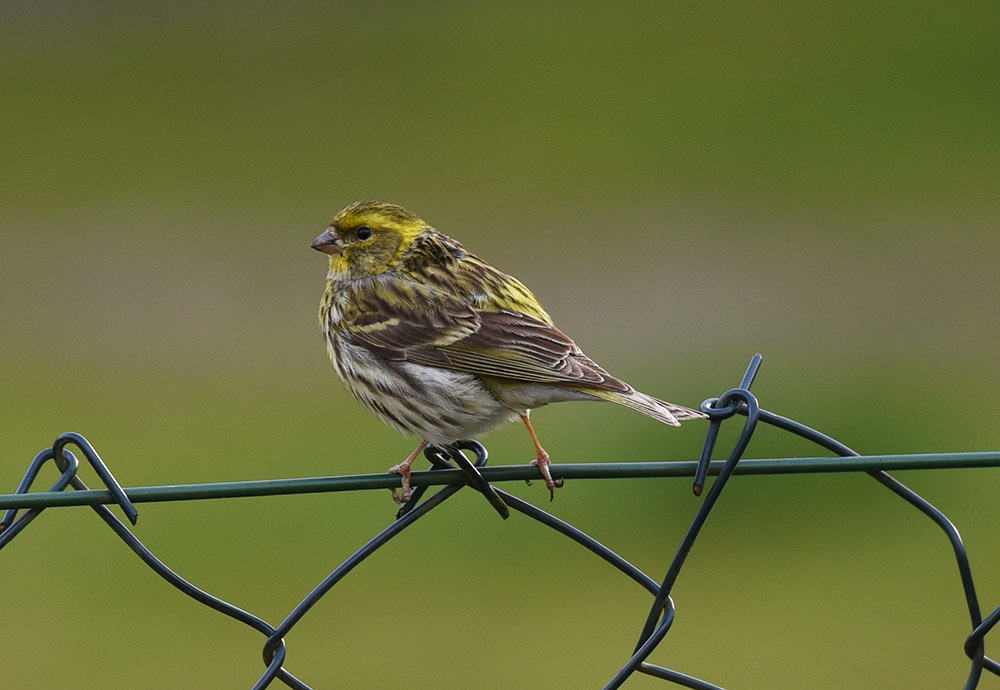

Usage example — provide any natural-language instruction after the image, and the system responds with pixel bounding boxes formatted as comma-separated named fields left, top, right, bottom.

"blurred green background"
left=2, top=2, right=999, bottom=688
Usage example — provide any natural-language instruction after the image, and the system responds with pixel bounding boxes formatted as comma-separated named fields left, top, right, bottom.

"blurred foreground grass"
left=4, top=355, right=999, bottom=689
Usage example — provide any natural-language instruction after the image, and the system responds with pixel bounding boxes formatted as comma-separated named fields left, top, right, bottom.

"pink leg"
left=521, top=412, right=564, bottom=500
left=388, top=442, right=428, bottom=504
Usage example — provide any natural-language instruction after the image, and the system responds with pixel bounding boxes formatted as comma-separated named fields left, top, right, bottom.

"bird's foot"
left=388, top=462, right=413, bottom=504
left=388, top=442, right=428, bottom=504
left=529, top=451, right=563, bottom=501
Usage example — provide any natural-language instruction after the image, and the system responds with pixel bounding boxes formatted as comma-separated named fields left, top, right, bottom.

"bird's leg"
left=520, top=412, right=564, bottom=500
left=388, top=442, right=427, bottom=504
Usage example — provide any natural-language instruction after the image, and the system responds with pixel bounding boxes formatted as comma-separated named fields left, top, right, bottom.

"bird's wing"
left=428, top=309, right=630, bottom=391
left=339, top=276, right=480, bottom=365
left=342, top=275, right=628, bottom=393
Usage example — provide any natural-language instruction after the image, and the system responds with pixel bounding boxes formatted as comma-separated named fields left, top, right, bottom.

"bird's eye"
left=356, top=226, right=372, bottom=240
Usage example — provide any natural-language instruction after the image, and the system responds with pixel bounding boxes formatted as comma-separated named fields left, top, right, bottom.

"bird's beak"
left=311, top=228, right=343, bottom=255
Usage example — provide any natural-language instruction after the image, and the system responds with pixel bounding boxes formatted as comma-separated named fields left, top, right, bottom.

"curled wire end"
left=395, top=440, right=507, bottom=520
left=692, top=355, right=764, bottom=497
left=451, top=439, right=489, bottom=467
left=396, top=441, right=507, bottom=520
left=54, top=432, right=139, bottom=525
left=1, top=446, right=82, bottom=548
left=443, top=441, right=509, bottom=519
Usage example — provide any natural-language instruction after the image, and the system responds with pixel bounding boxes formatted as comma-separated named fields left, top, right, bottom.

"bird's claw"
left=529, top=455, right=563, bottom=501
left=388, top=463, right=413, bottom=504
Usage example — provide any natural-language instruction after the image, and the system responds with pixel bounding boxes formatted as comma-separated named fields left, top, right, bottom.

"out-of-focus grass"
left=4, top=357, right=998, bottom=689
left=3, top=2, right=999, bottom=688
left=2, top=2, right=998, bottom=220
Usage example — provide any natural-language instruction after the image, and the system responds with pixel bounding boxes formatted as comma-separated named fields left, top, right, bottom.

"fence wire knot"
left=2, top=354, right=999, bottom=689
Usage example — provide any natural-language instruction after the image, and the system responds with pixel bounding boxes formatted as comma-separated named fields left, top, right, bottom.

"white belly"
left=330, top=335, right=519, bottom=444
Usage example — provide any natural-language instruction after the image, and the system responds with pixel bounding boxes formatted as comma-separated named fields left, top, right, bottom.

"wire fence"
left=2, top=354, right=998, bottom=689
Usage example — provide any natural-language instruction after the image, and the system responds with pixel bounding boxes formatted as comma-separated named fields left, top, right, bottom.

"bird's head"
left=311, top=200, right=430, bottom=279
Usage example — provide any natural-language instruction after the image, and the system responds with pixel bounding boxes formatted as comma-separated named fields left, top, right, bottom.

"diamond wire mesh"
left=2, top=355, right=998, bottom=689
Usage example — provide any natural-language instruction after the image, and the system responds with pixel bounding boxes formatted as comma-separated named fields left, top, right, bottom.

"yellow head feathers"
left=312, top=200, right=431, bottom=279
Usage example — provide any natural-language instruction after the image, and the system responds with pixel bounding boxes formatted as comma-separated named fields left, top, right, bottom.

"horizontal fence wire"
left=2, top=452, right=1000, bottom=512
left=2, top=354, right=998, bottom=689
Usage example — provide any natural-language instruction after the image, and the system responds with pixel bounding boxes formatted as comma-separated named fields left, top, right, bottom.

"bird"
left=312, top=200, right=705, bottom=503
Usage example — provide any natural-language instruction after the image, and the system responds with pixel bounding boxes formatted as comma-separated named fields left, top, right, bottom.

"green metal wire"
left=4, top=356, right=1000, bottom=690
left=2, top=450, right=998, bottom=512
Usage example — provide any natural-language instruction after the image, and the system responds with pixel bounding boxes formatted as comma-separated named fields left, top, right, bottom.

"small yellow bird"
left=312, top=201, right=705, bottom=503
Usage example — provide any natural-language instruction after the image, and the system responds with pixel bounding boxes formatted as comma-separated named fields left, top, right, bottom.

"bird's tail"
left=588, top=388, right=707, bottom=427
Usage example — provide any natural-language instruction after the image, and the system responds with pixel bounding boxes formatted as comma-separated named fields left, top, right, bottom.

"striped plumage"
left=313, top=200, right=705, bottom=502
